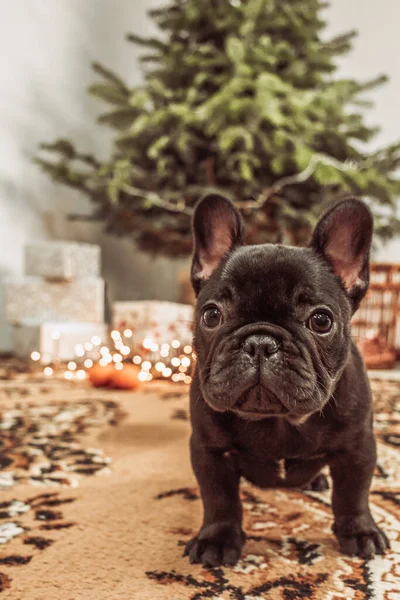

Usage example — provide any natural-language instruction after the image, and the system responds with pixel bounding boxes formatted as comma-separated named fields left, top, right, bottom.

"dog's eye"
left=202, top=306, right=222, bottom=329
left=308, top=312, right=333, bottom=334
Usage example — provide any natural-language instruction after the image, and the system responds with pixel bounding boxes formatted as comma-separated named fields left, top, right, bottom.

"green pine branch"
left=35, top=0, right=400, bottom=256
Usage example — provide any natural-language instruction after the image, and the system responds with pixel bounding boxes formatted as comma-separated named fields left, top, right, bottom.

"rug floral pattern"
left=0, top=378, right=399, bottom=599
left=0, top=381, right=124, bottom=594
left=0, top=394, right=123, bottom=488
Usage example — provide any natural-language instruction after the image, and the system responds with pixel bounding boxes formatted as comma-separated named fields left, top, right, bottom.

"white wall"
left=0, top=0, right=399, bottom=350
left=0, top=0, right=187, bottom=350
left=325, top=0, right=400, bottom=261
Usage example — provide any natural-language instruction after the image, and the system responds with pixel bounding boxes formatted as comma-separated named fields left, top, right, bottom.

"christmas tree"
left=36, top=0, right=400, bottom=256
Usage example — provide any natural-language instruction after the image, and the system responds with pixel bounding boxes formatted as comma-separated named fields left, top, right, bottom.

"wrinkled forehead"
left=218, top=245, right=334, bottom=309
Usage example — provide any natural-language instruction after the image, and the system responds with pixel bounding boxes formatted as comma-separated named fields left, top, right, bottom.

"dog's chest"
left=231, top=417, right=324, bottom=460
left=229, top=419, right=328, bottom=488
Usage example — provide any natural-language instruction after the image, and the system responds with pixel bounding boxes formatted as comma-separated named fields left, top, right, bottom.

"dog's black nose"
left=243, top=334, right=280, bottom=358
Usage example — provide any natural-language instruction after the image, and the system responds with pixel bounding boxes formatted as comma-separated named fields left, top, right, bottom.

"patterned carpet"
left=0, top=376, right=398, bottom=599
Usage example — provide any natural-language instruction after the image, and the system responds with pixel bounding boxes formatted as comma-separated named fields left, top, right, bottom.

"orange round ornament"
left=88, top=363, right=115, bottom=388
left=111, top=364, right=141, bottom=390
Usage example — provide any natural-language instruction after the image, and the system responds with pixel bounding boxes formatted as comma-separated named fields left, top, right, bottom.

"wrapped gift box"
left=13, top=321, right=107, bottom=362
left=25, top=241, right=100, bottom=280
left=112, top=301, right=194, bottom=345
left=5, top=278, right=105, bottom=324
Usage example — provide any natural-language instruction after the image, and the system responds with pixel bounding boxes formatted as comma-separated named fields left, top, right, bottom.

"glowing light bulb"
left=181, top=357, right=191, bottom=367
left=111, top=330, right=121, bottom=341
left=133, top=355, right=142, bottom=365
left=162, top=368, right=172, bottom=378
left=31, top=351, right=41, bottom=361
left=64, top=371, right=73, bottom=380
left=44, top=367, right=53, bottom=377
left=171, top=373, right=180, bottom=382
left=68, top=361, right=77, bottom=371
left=184, top=375, right=192, bottom=384
left=100, top=346, right=109, bottom=355
left=84, top=359, right=93, bottom=369
left=113, top=354, right=122, bottom=363
left=142, top=361, right=152, bottom=371
left=184, top=345, right=192, bottom=354
left=143, top=338, right=153, bottom=350
left=171, top=339, right=180, bottom=349
left=121, top=345, right=131, bottom=356
left=124, top=329, right=133, bottom=338
left=76, top=369, right=86, bottom=380
left=138, top=371, right=148, bottom=382
left=75, top=344, right=85, bottom=357
left=115, top=362, right=123, bottom=371
left=171, top=357, right=180, bottom=367
left=84, top=342, right=93, bottom=352
left=91, top=336, right=101, bottom=346
left=155, top=362, right=166, bottom=372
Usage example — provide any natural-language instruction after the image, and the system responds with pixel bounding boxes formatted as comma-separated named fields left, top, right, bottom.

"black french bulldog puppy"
left=185, top=194, right=390, bottom=568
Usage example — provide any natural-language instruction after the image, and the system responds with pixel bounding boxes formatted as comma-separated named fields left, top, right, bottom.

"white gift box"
left=13, top=321, right=107, bottom=362
left=5, top=278, right=105, bottom=324
left=112, top=301, right=194, bottom=345
left=25, top=241, right=100, bottom=280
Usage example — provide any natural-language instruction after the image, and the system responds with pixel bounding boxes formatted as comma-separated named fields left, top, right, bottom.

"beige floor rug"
left=0, top=377, right=398, bottom=599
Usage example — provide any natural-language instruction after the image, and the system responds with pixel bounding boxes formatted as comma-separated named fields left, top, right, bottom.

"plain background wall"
left=0, top=0, right=399, bottom=350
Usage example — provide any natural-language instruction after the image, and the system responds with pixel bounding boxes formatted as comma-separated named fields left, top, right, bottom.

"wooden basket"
left=352, top=263, right=400, bottom=369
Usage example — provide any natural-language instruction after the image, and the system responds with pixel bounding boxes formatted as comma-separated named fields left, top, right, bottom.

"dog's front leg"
left=184, top=435, right=245, bottom=567
left=330, top=433, right=390, bottom=559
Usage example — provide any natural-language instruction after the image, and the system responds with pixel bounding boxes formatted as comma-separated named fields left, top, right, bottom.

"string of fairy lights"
left=30, top=328, right=195, bottom=384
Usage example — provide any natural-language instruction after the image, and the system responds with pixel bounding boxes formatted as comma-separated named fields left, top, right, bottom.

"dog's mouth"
left=232, top=385, right=312, bottom=424
left=233, top=385, right=287, bottom=419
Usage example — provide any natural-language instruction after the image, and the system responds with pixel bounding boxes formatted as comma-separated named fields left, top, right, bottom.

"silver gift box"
left=5, top=277, right=105, bottom=324
left=13, top=321, right=107, bottom=362
left=25, top=241, right=101, bottom=280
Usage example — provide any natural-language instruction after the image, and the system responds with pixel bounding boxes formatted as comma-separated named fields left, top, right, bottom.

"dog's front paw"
left=184, top=522, right=246, bottom=567
left=333, top=514, right=390, bottom=559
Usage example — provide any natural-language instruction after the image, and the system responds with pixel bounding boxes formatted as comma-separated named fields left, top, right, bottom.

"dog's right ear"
left=310, top=198, right=373, bottom=311
left=191, top=194, right=244, bottom=296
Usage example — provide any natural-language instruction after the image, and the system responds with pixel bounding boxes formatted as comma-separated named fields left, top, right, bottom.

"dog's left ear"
left=191, top=194, right=244, bottom=295
left=311, top=198, right=373, bottom=311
